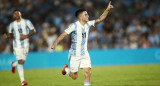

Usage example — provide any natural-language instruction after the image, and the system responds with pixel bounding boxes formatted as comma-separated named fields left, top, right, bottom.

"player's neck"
left=16, top=18, right=22, bottom=22
left=78, top=20, right=86, bottom=26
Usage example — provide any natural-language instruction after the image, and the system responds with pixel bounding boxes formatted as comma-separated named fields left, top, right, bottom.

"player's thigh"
left=79, top=57, right=91, bottom=69
left=13, top=48, right=29, bottom=61
left=69, top=56, right=80, bottom=72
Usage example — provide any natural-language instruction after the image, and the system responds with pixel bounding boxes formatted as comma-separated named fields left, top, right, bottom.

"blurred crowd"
left=0, top=0, right=160, bottom=53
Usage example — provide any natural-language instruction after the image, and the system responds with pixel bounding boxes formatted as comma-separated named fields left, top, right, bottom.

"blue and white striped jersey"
left=8, top=19, right=35, bottom=48
left=65, top=20, right=95, bottom=57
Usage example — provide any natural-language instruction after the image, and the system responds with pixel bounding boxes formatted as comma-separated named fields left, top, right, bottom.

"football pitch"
left=0, top=64, right=160, bottom=86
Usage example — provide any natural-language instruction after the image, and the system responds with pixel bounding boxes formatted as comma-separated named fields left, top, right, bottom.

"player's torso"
left=11, top=19, right=29, bottom=48
left=70, top=22, right=90, bottom=56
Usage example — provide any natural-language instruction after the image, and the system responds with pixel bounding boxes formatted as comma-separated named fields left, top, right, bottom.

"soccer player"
left=2, top=9, right=36, bottom=86
left=51, top=1, right=113, bottom=86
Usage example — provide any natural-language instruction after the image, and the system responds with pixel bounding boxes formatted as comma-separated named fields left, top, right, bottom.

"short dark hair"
left=75, top=8, right=86, bottom=18
left=14, top=9, right=20, bottom=12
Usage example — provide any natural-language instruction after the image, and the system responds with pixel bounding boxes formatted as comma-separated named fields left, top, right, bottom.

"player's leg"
left=83, top=68, right=91, bottom=86
left=14, top=48, right=28, bottom=86
left=11, top=50, right=19, bottom=73
left=12, top=61, right=18, bottom=67
left=80, top=57, right=91, bottom=86
left=17, top=59, right=28, bottom=86
left=11, top=61, right=18, bottom=73
left=62, top=56, right=80, bottom=80
left=17, top=59, right=25, bottom=83
left=62, top=65, right=79, bottom=80
left=69, top=72, right=78, bottom=80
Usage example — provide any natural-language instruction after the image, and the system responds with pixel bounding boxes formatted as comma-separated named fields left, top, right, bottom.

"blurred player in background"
left=51, top=1, right=113, bottom=86
left=2, top=9, right=36, bottom=86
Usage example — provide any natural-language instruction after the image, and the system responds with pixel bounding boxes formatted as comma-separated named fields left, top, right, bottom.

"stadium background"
left=0, top=0, right=160, bottom=52
left=0, top=0, right=160, bottom=86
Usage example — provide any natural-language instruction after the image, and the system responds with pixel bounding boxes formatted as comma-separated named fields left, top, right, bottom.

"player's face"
left=80, top=11, right=89, bottom=22
left=13, top=11, right=21, bottom=20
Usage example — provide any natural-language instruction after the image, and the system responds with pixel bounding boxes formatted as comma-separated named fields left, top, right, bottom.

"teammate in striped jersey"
left=2, top=9, right=36, bottom=86
left=51, top=2, right=113, bottom=86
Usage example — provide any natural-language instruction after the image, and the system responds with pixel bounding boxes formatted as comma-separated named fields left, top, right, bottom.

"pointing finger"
left=109, top=1, right=111, bottom=5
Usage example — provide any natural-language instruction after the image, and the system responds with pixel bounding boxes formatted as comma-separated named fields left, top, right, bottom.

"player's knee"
left=72, top=77, right=77, bottom=80
left=72, top=75, right=78, bottom=80
left=22, top=61, right=25, bottom=64
left=18, top=59, right=24, bottom=65
left=71, top=72, right=78, bottom=80
left=18, top=60, right=22, bottom=64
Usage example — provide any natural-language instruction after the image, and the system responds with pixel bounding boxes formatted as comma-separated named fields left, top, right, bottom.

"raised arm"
left=51, top=31, right=68, bottom=49
left=95, top=1, right=114, bottom=25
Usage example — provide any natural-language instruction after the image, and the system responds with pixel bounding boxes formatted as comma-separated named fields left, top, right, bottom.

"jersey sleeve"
left=87, top=20, right=95, bottom=27
left=64, top=23, right=75, bottom=34
left=8, top=24, right=13, bottom=33
left=27, top=20, right=35, bottom=30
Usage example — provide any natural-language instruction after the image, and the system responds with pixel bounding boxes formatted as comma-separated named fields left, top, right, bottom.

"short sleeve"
left=27, top=20, right=35, bottom=30
left=8, top=24, right=13, bottom=33
left=65, top=23, right=75, bottom=34
left=87, top=20, right=95, bottom=27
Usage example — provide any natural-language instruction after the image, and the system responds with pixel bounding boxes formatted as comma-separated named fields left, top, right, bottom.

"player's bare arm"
left=21, top=29, right=36, bottom=40
left=95, top=1, right=114, bottom=25
left=2, top=33, right=13, bottom=39
left=51, top=31, right=68, bottom=49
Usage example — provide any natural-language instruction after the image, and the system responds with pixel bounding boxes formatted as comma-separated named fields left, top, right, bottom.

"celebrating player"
left=2, top=9, right=36, bottom=86
left=51, top=1, right=113, bottom=86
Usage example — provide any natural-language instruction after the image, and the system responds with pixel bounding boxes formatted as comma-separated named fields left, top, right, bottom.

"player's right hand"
left=107, top=1, right=114, bottom=10
left=21, top=34, right=28, bottom=40
left=2, top=33, right=7, bottom=39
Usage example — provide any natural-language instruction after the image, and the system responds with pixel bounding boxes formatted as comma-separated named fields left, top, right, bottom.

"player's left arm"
left=21, top=20, right=36, bottom=40
left=95, top=1, right=114, bottom=25
left=21, top=29, right=36, bottom=40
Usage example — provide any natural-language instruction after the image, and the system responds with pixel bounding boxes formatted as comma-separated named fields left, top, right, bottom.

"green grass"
left=0, top=64, right=160, bottom=86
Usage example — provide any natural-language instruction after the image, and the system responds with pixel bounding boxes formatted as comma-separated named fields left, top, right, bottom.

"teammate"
left=2, top=9, right=36, bottom=86
left=51, top=1, right=113, bottom=86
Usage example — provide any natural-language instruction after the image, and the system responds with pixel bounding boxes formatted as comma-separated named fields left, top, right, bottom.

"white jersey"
left=8, top=18, right=35, bottom=49
left=65, top=20, right=95, bottom=57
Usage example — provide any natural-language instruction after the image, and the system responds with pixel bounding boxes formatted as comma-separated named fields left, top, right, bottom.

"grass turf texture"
left=0, top=64, right=160, bottom=86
